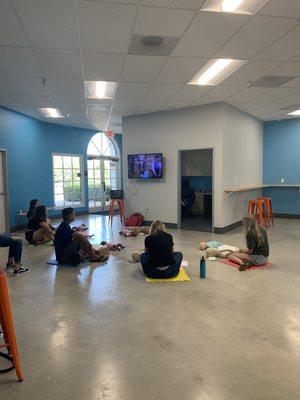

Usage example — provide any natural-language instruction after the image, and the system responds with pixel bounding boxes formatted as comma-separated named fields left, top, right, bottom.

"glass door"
left=88, top=158, right=119, bottom=212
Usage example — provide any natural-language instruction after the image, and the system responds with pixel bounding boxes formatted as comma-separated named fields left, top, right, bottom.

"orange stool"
left=108, top=199, right=124, bottom=225
left=0, top=270, right=23, bottom=382
left=247, top=198, right=268, bottom=227
left=257, top=197, right=274, bottom=227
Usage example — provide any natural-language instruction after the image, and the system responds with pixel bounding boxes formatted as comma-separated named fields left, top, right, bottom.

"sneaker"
left=6, top=262, right=15, bottom=270
left=14, top=267, right=30, bottom=276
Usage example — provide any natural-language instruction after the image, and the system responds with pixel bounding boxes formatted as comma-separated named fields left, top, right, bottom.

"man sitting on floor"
left=54, top=208, right=109, bottom=266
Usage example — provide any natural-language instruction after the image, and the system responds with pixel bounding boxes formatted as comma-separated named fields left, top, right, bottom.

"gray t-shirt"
left=247, top=226, right=269, bottom=257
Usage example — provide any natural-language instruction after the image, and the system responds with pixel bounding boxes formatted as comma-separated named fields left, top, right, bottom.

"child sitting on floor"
left=228, top=214, right=270, bottom=271
left=101, top=241, right=125, bottom=251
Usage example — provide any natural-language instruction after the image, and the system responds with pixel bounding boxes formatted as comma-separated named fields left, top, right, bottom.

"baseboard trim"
left=143, top=220, right=178, bottom=229
left=214, top=220, right=242, bottom=234
left=274, top=213, right=300, bottom=219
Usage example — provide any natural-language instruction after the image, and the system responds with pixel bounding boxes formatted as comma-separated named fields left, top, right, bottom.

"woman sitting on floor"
left=25, top=205, right=55, bottom=245
left=228, top=214, right=269, bottom=271
left=27, top=198, right=39, bottom=220
left=140, top=220, right=183, bottom=279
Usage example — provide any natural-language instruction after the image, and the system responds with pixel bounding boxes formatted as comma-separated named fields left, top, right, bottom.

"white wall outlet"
left=281, top=177, right=285, bottom=183
left=145, top=208, right=151, bottom=214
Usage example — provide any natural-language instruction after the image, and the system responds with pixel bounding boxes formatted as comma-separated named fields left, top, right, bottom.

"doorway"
left=0, top=150, right=9, bottom=232
left=87, top=133, right=120, bottom=213
left=179, top=149, right=213, bottom=232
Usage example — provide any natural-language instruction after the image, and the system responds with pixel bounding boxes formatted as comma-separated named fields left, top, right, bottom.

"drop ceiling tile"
left=111, top=109, right=135, bottom=118
left=0, top=76, right=23, bottom=95
left=267, top=62, right=300, bottom=77
left=203, top=85, right=242, bottom=101
left=226, top=87, right=271, bottom=103
left=12, top=0, right=79, bottom=50
left=83, top=52, right=124, bottom=81
left=115, top=83, right=150, bottom=99
left=163, top=99, right=195, bottom=110
left=113, top=99, right=141, bottom=110
left=119, top=55, right=167, bottom=82
left=172, top=85, right=210, bottom=101
left=133, top=6, right=195, bottom=37
left=258, top=0, right=300, bottom=18
left=281, top=77, right=300, bottom=88
left=135, top=100, right=167, bottom=113
left=172, top=11, right=249, bottom=58
left=254, top=87, right=298, bottom=103
left=12, top=77, right=52, bottom=96
left=155, top=57, right=207, bottom=84
left=144, top=83, right=182, bottom=100
left=255, top=25, right=300, bottom=61
left=215, top=16, right=297, bottom=60
left=139, top=0, right=204, bottom=9
left=49, top=79, right=85, bottom=98
left=274, top=90, right=300, bottom=104
left=221, top=60, right=283, bottom=86
left=94, top=0, right=139, bottom=3
left=192, top=97, right=216, bottom=106
left=78, top=2, right=136, bottom=53
left=0, top=94, right=57, bottom=108
left=0, top=0, right=29, bottom=46
left=0, top=47, right=44, bottom=77
left=57, top=97, right=87, bottom=114
left=37, top=50, right=82, bottom=79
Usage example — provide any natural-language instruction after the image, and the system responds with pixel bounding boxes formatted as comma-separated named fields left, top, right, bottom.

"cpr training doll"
left=101, top=241, right=125, bottom=251
left=119, top=226, right=150, bottom=237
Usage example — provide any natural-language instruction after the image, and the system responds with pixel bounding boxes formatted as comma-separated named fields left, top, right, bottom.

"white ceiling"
left=0, top=0, right=300, bottom=133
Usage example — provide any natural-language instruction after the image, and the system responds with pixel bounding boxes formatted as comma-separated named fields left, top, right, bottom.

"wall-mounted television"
left=128, top=153, right=163, bottom=179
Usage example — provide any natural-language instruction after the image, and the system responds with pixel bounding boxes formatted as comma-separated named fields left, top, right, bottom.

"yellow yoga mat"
left=145, top=267, right=190, bottom=283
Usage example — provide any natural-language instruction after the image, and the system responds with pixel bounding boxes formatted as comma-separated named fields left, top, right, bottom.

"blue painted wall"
left=0, top=106, right=122, bottom=228
left=263, top=119, right=300, bottom=215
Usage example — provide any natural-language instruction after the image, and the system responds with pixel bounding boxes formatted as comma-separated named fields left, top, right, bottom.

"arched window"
left=87, top=132, right=117, bottom=158
left=87, top=132, right=120, bottom=212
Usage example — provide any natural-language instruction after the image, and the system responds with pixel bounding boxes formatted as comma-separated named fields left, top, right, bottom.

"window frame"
left=52, top=152, right=85, bottom=210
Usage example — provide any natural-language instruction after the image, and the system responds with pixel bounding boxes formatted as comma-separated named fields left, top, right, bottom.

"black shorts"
left=25, top=231, right=34, bottom=244
left=61, top=241, right=81, bottom=266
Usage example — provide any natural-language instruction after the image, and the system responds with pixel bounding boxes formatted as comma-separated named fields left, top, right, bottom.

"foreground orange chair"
left=0, top=270, right=23, bottom=382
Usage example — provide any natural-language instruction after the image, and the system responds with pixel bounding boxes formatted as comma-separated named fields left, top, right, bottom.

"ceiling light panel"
left=201, top=0, right=269, bottom=14
left=38, top=108, right=66, bottom=118
left=188, top=59, right=247, bottom=86
left=85, top=81, right=118, bottom=100
left=288, top=109, right=300, bottom=116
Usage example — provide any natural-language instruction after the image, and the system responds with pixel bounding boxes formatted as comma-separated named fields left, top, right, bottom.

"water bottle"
left=200, top=256, right=206, bottom=279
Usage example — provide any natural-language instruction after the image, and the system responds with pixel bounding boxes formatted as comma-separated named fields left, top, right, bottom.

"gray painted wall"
left=122, top=102, right=263, bottom=229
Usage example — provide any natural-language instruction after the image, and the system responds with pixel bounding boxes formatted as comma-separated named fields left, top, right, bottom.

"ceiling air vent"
left=128, top=34, right=180, bottom=56
left=251, top=75, right=296, bottom=88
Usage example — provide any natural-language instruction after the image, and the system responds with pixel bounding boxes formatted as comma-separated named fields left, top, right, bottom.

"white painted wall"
left=123, top=103, right=224, bottom=227
left=222, top=104, right=263, bottom=226
left=122, top=102, right=263, bottom=229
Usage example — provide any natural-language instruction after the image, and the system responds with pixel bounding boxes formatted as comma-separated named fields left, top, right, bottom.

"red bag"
left=124, top=213, right=144, bottom=227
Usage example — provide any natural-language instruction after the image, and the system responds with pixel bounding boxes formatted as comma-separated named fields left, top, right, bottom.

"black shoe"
left=14, top=267, right=30, bottom=276
left=239, top=262, right=252, bottom=271
left=6, top=262, right=15, bottom=270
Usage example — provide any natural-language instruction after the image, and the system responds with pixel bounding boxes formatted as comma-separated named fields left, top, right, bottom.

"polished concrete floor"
left=1, top=215, right=300, bottom=400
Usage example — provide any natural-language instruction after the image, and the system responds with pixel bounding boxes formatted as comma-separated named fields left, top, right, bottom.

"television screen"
left=128, top=153, right=163, bottom=179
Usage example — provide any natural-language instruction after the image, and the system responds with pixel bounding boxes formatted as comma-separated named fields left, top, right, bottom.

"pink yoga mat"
left=220, top=259, right=272, bottom=271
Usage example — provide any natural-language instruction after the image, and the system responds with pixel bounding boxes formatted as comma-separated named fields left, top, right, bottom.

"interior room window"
left=52, top=154, right=83, bottom=208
